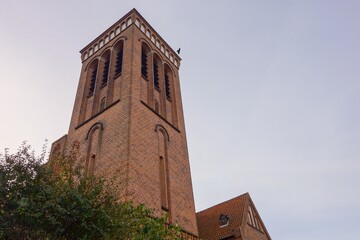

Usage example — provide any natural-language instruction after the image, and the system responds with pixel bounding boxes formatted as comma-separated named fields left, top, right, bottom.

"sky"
left=1, top=1, right=359, bottom=239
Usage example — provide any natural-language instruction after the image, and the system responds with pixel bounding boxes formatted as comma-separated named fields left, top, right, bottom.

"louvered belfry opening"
left=141, top=49, right=148, bottom=78
left=102, top=59, right=110, bottom=86
left=115, top=49, right=123, bottom=75
left=153, top=62, right=160, bottom=89
left=165, top=73, right=170, bottom=99
left=88, top=63, right=98, bottom=96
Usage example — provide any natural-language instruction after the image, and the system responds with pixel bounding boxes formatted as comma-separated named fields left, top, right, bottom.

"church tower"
left=51, top=9, right=198, bottom=237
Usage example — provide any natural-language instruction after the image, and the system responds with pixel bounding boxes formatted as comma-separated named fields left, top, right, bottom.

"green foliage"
left=0, top=143, right=181, bottom=240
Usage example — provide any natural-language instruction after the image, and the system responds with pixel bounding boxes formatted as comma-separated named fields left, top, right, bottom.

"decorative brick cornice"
left=80, top=8, right=181, bottom=69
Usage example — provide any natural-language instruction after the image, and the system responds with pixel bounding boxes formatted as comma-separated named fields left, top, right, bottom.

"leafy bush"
left=0, top=143, right=180, bottom=240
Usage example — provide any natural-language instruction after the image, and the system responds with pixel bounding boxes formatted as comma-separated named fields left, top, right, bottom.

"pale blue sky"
left=1, top=1, right=359, bottom=239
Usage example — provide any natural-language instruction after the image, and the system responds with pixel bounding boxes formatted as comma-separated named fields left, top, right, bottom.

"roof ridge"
left=196, top=192, right=249, bottom=214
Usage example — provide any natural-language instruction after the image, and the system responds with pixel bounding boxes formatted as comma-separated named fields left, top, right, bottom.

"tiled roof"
left=196, top=193, right=249, bottom=240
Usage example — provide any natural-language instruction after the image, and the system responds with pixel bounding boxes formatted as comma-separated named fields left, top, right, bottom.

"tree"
left=0, top=143, right=181, bottom=239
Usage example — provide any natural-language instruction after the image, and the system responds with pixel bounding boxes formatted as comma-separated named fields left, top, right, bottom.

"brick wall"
left=50, top=10, right=198, bottom=236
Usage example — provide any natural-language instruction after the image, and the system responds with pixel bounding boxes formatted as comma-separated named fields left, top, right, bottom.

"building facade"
left=50, top=8, right=270, bottom=240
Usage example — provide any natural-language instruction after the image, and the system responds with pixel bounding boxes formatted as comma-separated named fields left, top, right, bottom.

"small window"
left=110, top=31, right=115, bottom=39
left=146, top=29, right=151, bottom=38
left=99, top=97, right=106, bottom=111
left=141, top=24, right=146, bottom=33
left=121, top=22, right=126, bottom=31
left=135, top=19, right=140, bottom=27
left=115, top=27, right=120, bottom=35
left=105, top=35, right=109, bottom=43
left=127, top=18, right=132, bottom=26
left=219, top=214, right=229, bottom=227
left=94, top=44, right=98, bottom=52
left=99, top=40, right=104, bottom=48
left=154, top=100, right=159, bottom=113
left=151, top=35, right=156, bottom=43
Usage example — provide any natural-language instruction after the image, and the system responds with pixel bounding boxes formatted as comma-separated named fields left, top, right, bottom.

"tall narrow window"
left=165, top=73, right=171, bottom=99
left=86, top=123, right=102, bottom=176
left=101, top=59, right=110, bottom=86
left=153, top=63, right=160, bottom=89
left=141, top=49, right=148, bottom=78
left=160, top=156, right=169, bottom=210
left=89, top=154, right=96, bottom=175
left=164, top=64, right=173, bottom=100
left=88, top=67, right=97, bottom=96
left=115, top=49, right=123, bottom=75
left=156, top=125, right=170, bottom=214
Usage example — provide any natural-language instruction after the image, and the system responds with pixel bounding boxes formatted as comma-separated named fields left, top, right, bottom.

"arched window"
left=141, top=24, right=145, bottom=33
left=155, top=125, right=170, bottom=212
left=115, top=27, right=120, bottom=35
left=85, top=122, right=103, bottom=175
left=101, top=51, right=111, bottom=86
left=126, top=18, right=132, bottom=26
left=87, top=60, right=99, bottom=96
left=135, top=19, right=140, bottom=27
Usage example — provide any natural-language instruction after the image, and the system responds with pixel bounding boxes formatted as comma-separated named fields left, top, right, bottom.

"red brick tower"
left=51, top=9, right=198, bottom=237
